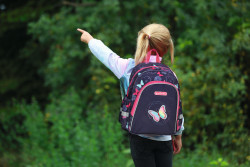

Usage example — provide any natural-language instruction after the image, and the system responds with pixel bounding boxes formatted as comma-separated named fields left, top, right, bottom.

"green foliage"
left=171, top=0, right=250, bottom=161
left=210, top=158, right=229, bottom=167
left=0, top=105, right=28, bottom=151
left=4, top=88, right=127, bottom=167
left=173, top=146, right=250, bottom=167
left=1, top=0, right=250, bottom=166
left=0, top=0, right=59, bottom=106
left=0, top=0, right=59, bottom=34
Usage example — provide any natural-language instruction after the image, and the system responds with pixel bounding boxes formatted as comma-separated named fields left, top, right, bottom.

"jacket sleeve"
left=88, top=39, right=129, bottom=79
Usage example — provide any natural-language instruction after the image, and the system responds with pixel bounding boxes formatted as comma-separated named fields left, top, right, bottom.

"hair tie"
left=143, top=33, right=151, bottom=40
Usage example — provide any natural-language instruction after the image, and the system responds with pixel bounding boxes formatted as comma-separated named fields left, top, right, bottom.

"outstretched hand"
left=77, top=28, right=93, bottom=44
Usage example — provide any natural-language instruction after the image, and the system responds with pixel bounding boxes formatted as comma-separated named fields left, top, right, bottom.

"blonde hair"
left=134, top=23, right=174, bottom=65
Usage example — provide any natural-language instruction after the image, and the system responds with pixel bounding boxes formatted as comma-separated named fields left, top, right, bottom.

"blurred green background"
left=0, top=0, right=249, bottom=166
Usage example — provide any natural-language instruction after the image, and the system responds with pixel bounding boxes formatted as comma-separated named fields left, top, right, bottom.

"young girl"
left=77, top=23, right=184, bottom=167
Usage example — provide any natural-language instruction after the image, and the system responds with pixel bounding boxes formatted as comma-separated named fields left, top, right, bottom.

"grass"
left=173, top=147, right=250, bottom=167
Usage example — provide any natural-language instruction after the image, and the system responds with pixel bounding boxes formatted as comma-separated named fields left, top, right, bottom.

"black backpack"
left=119, top=51, right=183, bottom=135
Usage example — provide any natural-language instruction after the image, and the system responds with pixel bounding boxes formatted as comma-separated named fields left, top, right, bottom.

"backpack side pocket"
left=119, top=96, right=132, bottom=131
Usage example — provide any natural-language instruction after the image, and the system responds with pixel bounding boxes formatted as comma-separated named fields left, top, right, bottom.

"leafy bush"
left=0, top=105, right=27, bottom=152
left=1, top=0, right=249, bottom=166
left=173, top=146, right=250, bottom=167
left=3, top=88, right=128, bottom=167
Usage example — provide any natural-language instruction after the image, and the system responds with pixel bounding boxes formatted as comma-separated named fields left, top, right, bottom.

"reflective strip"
left=121, top=111, right=129, bottom=117
left=178, top=114, right=183, bottom=119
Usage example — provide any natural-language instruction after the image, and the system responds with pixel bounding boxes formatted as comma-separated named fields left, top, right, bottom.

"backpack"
left=119, top=49, right=183, bottom=135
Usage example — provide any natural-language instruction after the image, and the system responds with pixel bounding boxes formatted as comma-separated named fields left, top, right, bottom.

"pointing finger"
left=77, top=28, right=85, bottom=33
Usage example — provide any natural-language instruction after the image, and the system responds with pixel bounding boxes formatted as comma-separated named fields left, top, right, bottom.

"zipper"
left=130, top=81, right=180, bottom=133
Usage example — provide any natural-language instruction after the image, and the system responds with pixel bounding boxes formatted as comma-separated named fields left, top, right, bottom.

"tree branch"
left=62, top=1, right=96, bottom=7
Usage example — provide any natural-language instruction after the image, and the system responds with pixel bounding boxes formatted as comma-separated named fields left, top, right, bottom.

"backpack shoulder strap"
left=119, top=59, right=135, bottom=99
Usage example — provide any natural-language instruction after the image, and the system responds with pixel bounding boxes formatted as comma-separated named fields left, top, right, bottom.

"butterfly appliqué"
left=148, top=105, right=167, bottom=122
left=157, top=72, right=163, bottom=77
left=133, top=88, right=139, bottom=96
left=137, top=80, right=144, bottom=88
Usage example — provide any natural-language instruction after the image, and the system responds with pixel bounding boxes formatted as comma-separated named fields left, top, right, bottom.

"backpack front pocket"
left=130, top=81, right=179, bottom=135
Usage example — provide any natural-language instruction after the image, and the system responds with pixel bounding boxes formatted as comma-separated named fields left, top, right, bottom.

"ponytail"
left=135, top=32, right=150, bottom=65
left=169, top=39, right=174, bottom=64
left=134, top=24, right=175, bottom=65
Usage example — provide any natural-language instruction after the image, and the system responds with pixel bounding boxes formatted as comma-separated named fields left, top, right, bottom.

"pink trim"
left=126, top=66, right=152, bottom=96
left=177, top=120, right=180, bottom=131
left=154, top=91, right=167, bottom=96
left=130, top=81, right=180, bottom=133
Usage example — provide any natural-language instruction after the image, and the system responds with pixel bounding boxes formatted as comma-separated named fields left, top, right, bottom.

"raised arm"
left=77, top=28, right=129, bottom=79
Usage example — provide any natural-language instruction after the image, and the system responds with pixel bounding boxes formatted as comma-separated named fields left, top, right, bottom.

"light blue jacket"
left=88, top=39, right=184, bottom=141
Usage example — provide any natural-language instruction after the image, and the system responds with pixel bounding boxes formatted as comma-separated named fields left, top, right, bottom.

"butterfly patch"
left=137, top=80, right=144, bottom=88
left=148, top=105, right=167, bottom=122
left=157, top=72, right=163, bottom=77
left=133, top=88, right=139, bottom=96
